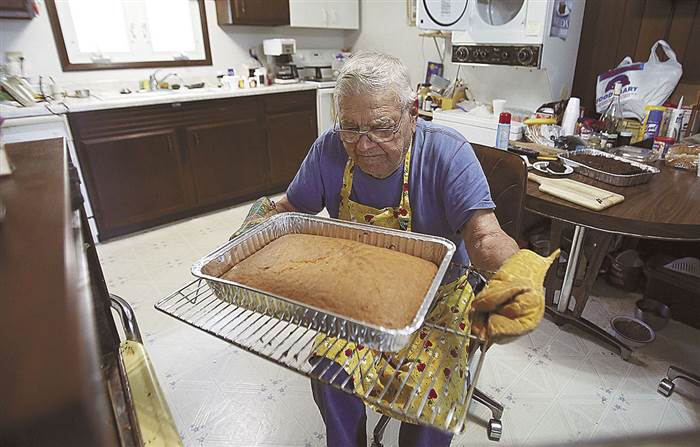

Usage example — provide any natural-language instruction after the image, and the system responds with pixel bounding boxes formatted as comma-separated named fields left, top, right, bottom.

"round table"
left=525, top=162, right=700, bottom=359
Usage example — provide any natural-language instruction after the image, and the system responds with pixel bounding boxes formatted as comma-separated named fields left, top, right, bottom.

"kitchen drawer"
left=263, top=90, right=316, bottom=114
left=70, top=96, right=261, bottom=139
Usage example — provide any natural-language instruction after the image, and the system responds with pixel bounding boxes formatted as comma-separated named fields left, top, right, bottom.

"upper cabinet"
left=289, top=0, right=358, bottom=30
left=0, top=0, right=37, bottom=19
left=215, top=0, right=290, bottom=26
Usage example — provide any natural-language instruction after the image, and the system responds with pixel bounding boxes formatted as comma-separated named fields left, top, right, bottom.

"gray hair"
left=334, top=50, right=416, bottom=111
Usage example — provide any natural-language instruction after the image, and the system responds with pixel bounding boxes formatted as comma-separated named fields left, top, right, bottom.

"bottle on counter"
left=600, top=81, right=624, bottom=149
left=495, top=112, right=511, bottom=150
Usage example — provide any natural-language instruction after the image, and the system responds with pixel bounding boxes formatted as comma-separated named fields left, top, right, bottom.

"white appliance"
left=263, top=38, right=296, bottom=56
left=417, top=0, right=470, bottom=30
left=0, top=114, right=99, bottom=239
left=448, top=0, right=585, bottom=112
left=295, top=49, right=342, bottom=136
left=313, top=80, right=336, bottom=137
left=451, top=0, right=554, bottom=45
left=433, top=108, right=524, bottom=147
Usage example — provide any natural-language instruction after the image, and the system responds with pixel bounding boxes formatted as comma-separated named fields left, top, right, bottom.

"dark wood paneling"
left=634, top=0, right=674, bottom=61
left=185, top=118, right=269, bottom=206
left=573, top=0, right=700, bottom=111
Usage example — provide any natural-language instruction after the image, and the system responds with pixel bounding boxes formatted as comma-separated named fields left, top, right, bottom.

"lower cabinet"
left=77, top=129, right=191, bottom=233
left=185, top=118, right=268, bottom=206
left=69, top=90, right=317, bottom=239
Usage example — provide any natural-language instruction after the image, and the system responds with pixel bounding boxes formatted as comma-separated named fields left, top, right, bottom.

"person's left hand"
left=470, top=249, right=560, bottom=345
left=229, top=196, right=278, bottom=240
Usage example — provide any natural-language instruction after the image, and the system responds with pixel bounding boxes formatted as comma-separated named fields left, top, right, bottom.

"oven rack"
left=155, top=279, right=488, bottom=434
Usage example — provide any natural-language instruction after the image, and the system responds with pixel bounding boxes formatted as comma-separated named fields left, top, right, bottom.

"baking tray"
left=559, top=148, right=660, bottom=186
left=191, top=212, right=456, bottom=352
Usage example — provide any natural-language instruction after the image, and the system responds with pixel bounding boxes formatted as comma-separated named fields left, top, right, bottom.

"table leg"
left=557, top=225, right=586, bottom=312
left=544, top=225, right=632, bottom=361
left=545, top=307, right=632, bottom=360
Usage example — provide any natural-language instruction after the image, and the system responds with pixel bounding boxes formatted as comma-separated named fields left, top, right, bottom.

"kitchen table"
left=524, top=161, right=700, bottom=359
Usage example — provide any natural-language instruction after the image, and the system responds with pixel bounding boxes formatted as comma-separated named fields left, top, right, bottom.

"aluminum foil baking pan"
left=191, top=213, right=456, bottom=352
left=559, top=148, right=660, bottom=187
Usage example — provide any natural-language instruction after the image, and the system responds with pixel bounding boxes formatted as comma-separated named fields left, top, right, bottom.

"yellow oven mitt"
left=471, top=249, right=560, bottom=345
left=229, top=196, right=278, bottom=240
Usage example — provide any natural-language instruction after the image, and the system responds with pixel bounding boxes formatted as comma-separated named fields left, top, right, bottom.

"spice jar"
left=652, top=136, right=675, bottom=159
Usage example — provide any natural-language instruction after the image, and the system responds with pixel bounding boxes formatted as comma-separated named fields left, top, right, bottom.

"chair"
left=371, top=145, right=527, bottom=445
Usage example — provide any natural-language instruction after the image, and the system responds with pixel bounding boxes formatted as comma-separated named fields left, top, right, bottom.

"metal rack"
left=155, top=278, right=489, bottom=434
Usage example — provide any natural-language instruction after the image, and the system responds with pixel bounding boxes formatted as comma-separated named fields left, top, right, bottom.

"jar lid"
left=499, top=112, right=511, bottom=124
left=654, top=136, right=675, bottom=143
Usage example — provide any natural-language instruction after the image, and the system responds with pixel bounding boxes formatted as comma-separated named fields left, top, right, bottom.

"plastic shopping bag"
left=595, top=40, right=683, bottom=120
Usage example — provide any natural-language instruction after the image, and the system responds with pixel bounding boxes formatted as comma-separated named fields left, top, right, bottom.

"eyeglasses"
left=333, top=110, right=406, bottom=144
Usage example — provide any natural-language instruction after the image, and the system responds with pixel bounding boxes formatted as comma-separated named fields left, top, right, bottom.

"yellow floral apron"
left=312, top=141, right=475, bottom=426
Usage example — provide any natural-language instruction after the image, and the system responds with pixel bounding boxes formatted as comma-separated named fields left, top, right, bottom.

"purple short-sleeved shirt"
left=286, top=119, right=495, bottom=266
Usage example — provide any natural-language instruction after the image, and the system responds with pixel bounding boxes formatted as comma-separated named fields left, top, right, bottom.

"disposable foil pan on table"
left=559, top=148, right=660, bottom=187
left=191, top=212, right=456, bottom=352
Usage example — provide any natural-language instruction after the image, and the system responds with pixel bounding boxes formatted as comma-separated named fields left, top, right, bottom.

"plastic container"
left=652, top=136, right=675, bottom=159
left=634, top=299, right=671, bottom=330
left=610, top=316, right=655, bottom=348
left=433, top=109, right=524, bottom=148
left=639, top=105, right=666, bottom=141
left=644, top=254, right=700, bottom=329
left=607, top=249, right=643, bottom=291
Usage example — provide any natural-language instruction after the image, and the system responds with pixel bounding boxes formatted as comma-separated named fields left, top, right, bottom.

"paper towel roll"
left=561, top=97, right=580, bottom=136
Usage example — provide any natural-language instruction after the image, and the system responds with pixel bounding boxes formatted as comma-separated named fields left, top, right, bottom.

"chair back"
left=472, top=144, right=528, bottom=240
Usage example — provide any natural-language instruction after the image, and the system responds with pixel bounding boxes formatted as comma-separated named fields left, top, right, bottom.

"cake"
left=568, top=153, right=644, bottom=175
left=220, top=234, right=438, bottom=329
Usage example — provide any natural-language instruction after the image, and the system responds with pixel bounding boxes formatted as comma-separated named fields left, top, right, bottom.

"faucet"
left=149, top=69, right=183, bottom=90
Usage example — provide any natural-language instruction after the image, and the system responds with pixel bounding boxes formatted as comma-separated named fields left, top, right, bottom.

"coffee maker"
left=263, top=38, right=299, bottom=84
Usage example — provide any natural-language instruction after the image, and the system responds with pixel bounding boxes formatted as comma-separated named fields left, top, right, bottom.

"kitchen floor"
left=97, top=199, right=700, bottom=447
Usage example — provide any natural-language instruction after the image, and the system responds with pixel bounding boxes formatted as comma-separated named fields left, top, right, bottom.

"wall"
left=0, top=0, right=350, bottom=90
left=572, top=0, right=700, bottom=112
left=347, top=0, right=457, bottom=89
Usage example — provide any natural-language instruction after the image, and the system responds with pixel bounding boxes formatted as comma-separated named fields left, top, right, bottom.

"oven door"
left=453, top=0, right=549, bottom=45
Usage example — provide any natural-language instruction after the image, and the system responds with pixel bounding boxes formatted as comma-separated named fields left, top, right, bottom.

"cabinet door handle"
left=167, top=136, right=174, bottom=155
left=171, top=102, right=181, bottom=108
left=194, top=133, right=200, bottom=148
left=241, top=0, right=246, bottom=14
left=322, top=8, right=328, bottom=25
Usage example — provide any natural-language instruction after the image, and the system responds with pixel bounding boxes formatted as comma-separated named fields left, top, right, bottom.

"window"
left=46, top=0, right=211, bottom=71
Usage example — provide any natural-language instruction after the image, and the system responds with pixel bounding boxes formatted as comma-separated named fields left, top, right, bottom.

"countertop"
left=0, top=82, right=318, bottom=120
left=0, top=138, right=118, bottom=445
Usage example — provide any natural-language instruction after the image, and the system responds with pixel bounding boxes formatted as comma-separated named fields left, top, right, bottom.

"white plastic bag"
left=595, top=40, right=683, bottom=120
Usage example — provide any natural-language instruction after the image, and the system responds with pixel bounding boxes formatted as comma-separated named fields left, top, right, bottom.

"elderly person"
left=233, top=50, right=557, bottom=447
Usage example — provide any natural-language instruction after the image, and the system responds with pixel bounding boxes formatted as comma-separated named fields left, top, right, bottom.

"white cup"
left=492, top=99, right=506, bottom=119
left=561, top=97, right=581, bottom=136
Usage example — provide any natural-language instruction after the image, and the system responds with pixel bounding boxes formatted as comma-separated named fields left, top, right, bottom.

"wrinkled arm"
left=462, top=209, right=519, bottom=274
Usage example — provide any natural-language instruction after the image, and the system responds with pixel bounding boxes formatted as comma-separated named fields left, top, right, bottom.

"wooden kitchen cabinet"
left=0, top=0, right=36, bottom=19
left=185, top=118, right=268, bottom=206
left=76, top=129, right=192, bottom=236
left=289, top=0, right=358, bottom=29
left=215, top=0, right=289, bottom=26
left=265, top=91, right=318, bottom=189
left=70, top=90, right=317, bottom=240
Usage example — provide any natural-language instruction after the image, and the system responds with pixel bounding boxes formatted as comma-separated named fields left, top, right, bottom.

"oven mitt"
left=229, top=196, right=278, bottom=240
left=470, top=249, right=560, bottom=346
